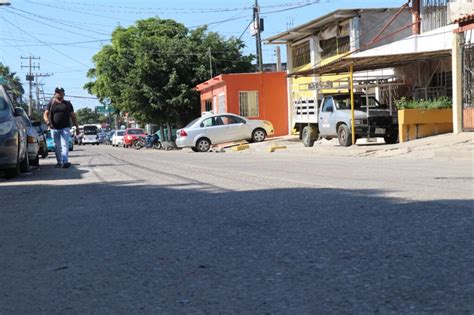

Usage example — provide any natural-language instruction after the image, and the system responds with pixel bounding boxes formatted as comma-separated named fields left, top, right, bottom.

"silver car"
left=16, top=107, right=40, bottom=166
left=0, top=87, right=29, bottom=178
left=176, top=113, right=274, bottom=152
left=111, top=130, right=125, bottom=147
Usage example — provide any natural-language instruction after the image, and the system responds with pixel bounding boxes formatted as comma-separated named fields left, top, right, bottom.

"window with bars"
left=292, top=41, right=311, bottom=68
left=239, top=91, right=259, bottom=117
left=320, top=36, right=350, bottom=59
left=204, top=99, right=212, bottom=112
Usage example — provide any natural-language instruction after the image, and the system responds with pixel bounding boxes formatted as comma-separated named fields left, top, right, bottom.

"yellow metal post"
left=349, top=63, right=356, bottom=145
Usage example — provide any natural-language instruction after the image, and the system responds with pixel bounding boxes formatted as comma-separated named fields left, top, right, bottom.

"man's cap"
left=55, top=87, right=65, bottom=93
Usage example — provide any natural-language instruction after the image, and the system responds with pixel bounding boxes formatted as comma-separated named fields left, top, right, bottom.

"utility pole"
left=275, top=46, right=282, bottom=71
left=253, top=0, right=263, bottom=72
left=208, top=47, right=213, bottom=79
left=34, top=73, right=52, bottom=112
left=20, top=56, right=40, bottom=116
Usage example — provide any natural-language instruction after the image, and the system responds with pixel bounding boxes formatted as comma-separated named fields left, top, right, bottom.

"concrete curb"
left=268, top=145, right=287, bottom=153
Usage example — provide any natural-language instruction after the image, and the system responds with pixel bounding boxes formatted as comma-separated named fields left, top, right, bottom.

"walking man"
left=43, top=87, right=79, bottom=168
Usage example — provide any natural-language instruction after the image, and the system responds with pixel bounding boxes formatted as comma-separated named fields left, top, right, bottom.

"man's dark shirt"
left=47, top=99, right=74, bottom=129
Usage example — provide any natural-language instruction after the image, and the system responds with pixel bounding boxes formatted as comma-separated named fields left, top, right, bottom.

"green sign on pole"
left=95, top=106, right=106, bottom=114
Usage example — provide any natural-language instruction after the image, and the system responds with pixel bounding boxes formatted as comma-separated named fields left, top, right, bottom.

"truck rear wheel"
left=302, top=126, right=318, bottom=147
left=337, top=124, right=352, bottom=147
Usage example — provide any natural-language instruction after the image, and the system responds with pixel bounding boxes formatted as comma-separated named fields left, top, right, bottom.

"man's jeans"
left=51, top=128, right=70, bottom=165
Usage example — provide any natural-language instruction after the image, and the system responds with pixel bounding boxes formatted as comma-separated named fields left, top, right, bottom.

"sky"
left=0, top=0, right=406, bottom=109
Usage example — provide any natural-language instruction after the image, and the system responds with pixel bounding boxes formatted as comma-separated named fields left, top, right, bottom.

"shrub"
left=395, top=97, right=452, bottom=110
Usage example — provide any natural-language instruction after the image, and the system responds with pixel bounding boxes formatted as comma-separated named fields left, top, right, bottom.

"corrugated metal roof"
left=263, top=8, right=398, bottom=44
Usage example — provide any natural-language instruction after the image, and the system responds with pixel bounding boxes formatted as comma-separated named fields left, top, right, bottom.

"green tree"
left=85, top=18, right=254, bottom=128
left=76, top=107, right=106, bottom=125
left=0, top=64, right=25, bottom=103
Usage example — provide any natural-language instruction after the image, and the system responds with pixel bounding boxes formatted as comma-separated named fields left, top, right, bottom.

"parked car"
left=111, top=130, right=125, bottom=147
left=31, top=121, right=48, bottom=159
left=98, top=129, right=108, bottom=143
left=176, top=113, right=274, bottom=152
left=46, top=130, right=74, bottom=152
left=123, top=128, right=146, bottom=148
left=81, top=124, right=100, bottom=145
left=103, top=130, right=115, bottom=145
left=0, top=86, right=29, bottom=178
left=15, top=108, right=40, bottom=166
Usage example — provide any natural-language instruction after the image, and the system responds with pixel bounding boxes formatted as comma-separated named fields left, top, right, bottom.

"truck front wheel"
left=384, top=132, right=398, bottom=144
left=302, top=126, right=318, bottom=147
left=337, top=124, right=352, bottom=147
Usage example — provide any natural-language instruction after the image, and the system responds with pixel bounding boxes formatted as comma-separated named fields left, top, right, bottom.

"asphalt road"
left=1, top=145, right=473, bottom=313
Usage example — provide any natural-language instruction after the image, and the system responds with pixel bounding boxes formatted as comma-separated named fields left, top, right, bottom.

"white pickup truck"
left=295, top=93, right=399, bottom=147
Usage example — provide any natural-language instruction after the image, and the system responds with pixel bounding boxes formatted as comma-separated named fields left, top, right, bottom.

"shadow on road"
left=0, top=181, right=472, bottom=313
left=0, top=163, right=89, bottom=182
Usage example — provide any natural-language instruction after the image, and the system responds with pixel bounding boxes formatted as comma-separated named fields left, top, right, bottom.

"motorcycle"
left=133, top=134, right=162, bottom=150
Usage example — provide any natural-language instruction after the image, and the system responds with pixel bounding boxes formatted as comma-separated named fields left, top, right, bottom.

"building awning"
left=264, top=8, right=398, bottom=45
left=290, top=24, right=464, bottom=77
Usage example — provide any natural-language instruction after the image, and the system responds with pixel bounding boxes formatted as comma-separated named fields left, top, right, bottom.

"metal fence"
left=462, top=43, right=474, bottom=130
left=463, top=45, right=473, bottom=109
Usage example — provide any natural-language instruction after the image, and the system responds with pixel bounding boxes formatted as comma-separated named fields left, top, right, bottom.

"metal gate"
left=462, top=42, right=474, bottom=131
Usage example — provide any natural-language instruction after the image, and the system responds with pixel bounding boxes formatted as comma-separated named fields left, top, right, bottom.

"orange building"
left=195, top=72, right=288, bottom=137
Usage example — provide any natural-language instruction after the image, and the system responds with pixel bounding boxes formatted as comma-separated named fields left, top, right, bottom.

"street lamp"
left=0, top=1, right=11, bottom=6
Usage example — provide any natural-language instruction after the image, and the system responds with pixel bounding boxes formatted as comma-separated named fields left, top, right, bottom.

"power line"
left=189, top=16, right=250, bottom=29
left=1, top=16, right=92, bottom=68
left=25, top=0, right=323, bottom=13
left=23, top=1, right=137, bottom=23
left=3, top=42, right=109, bottom=48
left=25, top=0, right=252, bottom=14
left=0, top=9, right=36, bottom=60
left=5, top=7, right=109, bottom=39
left=262, top=0, right=323, bottom=9
left=43, top=92, right=98, bottom=100
left=238, top=19, right=254, bottom=41
left=8, top=6, right=111, bottom=36
left=189, top=0, right=324, bottom=29
left=262, top=1, right=323, bottom=14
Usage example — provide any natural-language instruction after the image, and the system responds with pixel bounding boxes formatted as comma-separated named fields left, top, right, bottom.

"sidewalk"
left=235, top=132, right=474, bottom=160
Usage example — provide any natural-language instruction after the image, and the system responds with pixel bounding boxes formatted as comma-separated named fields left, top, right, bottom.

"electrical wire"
left=25, top=0, right=253, bottom=14
left=238, top=19, right=255, bottom=41
left=25, top=0, right=323, bottom=13
left=0, top=10, right=35, bottom=59
left=2, top=39, right=110, bottom=47
left=22, top=1, right=137, bottom=23
left=262, top=1, right=323, bottom=14
left=8, top=6, right=113, bottom=36
left=1, top=16, right=92, bottom=68
left=43, top=92, right=98, bottom=99
left=5, top=7, right=110, bottom=39
left=190, top=1, right=324, bottom=29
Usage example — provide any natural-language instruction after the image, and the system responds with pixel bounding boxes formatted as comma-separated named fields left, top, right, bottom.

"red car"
left=122, top=128, right=146, bottom=148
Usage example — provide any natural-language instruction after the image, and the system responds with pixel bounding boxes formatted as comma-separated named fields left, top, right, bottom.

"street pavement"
left=0, top=144, right=473, bottom=313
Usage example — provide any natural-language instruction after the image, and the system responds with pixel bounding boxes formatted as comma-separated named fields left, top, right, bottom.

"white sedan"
left=111, top=130, right=125, bottom=147
left=176, top=113, right=274, bottom=152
